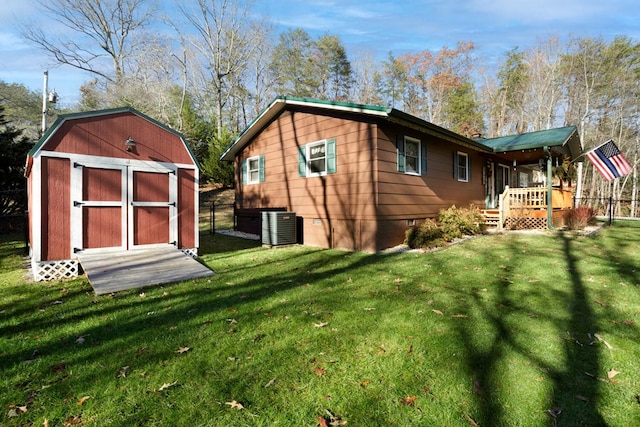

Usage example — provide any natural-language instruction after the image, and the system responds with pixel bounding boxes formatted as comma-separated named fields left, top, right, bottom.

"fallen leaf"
left=157, top=381, right=178, bottom=391
left=360, top=380, right=370, bottom=388
left=313, top=322, right=329, bottom=328
left=465, top=414, right=480, bottom=426
left=118, top=366, right=129, bottom=378
left=594, top=333, right=614, bottom=349
left=44, top=419, right=49, bottom=427
left=314, top=366, right=326, bottom=376
left=139, top=292, right=146, bottom=298
left=607, top=369, right=620, bottom=379
left=225, top=400, right=244, bottom=410
left=75, top=336, right=86, bottom=344
left=394, top=278, right=403, bottom=283
left=264, top=378, right=276, bottom=388
left=452, top=314, right=468, bottom=318
left=135, top=347, right=146, bottom=356
left=7, top=405, right=27, bottom=417
left=77, top=396, right=90, bottom=406
left=63, top=415, right=83, bottom=426
left=318, top=416, right=329, bottom=427
left=176, top=347, right=191, bottom=354
left=363, top=307, right=375, bottom=311
left=575, top=395, right=590, bottom=402
left=400, top=395, right=417, bottom=406
left=432, top=309, right=444, bottom=316
left=593, top=299, right=607, bottom=307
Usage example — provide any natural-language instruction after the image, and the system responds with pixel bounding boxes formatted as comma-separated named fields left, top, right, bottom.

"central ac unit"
left=261, top=211, right=297, bottom=246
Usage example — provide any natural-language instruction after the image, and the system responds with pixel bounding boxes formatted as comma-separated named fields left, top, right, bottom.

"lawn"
left=1, top=222, right=639, bottom=426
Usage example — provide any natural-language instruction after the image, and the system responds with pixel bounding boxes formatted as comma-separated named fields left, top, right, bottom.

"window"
left=298, top=138, right=336, bottom=177
left=453, top=151, right=470, bottom=182
left=397, top=135, right=427, bottom=175
left=242, top=155, right=264, bottom=184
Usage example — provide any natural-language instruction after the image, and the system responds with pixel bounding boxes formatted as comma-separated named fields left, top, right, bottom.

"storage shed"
left=25, top=107, right=201, bottom=282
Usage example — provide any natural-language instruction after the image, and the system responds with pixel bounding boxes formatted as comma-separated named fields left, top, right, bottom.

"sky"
left=1, top=0, right=639, bottom=107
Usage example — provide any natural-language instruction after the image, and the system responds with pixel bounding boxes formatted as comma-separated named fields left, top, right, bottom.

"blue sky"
left=1, top=0, right=639, bottom=106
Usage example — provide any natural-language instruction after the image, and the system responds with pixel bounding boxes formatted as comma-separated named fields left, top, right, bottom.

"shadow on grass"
left=452, top=231, right=607, bottom=426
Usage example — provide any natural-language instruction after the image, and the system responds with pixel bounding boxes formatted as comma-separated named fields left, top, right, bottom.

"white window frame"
left=306, top=140, right=328, bottom=177
left=247, top=156, right=261, bottom=184
left=457, top=151, right=469, bottom=182
left=404, top=136, right=421, bottom=175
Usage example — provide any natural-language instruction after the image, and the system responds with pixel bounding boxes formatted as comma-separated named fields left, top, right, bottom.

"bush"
left=438, top=205, right=485, bottom=240
left=563, top=206, right=596, bottom=230
left=405, top=219, right=446, bottom=249
left=404, top=206, right=485, bottom=249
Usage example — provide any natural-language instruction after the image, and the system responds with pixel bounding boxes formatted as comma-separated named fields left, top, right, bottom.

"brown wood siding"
left=42, top=157, right=70, bottom=260
left=376, top=126, right=485, bottom=220
left=43, top=112, right=193, bottom=164
left=235, top=110, right=378, bottom=249
left=178, top=169, right=196, bottom=248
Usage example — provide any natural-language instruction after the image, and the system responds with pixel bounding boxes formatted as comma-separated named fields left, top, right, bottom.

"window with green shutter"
left=299, top=138, right=336, bottom=177
left=397, top=135, right=426, bottom=175
left=454, top=151, right=470, bottom=182
left=245, top=155, right=265, bottom=184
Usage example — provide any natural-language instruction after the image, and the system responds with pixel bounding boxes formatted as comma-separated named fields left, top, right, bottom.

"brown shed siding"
left=42, top=113, right=193, bottom=165
left=42, top=157, right=71, bottom=260
left=178, top=169, right=196, bottom=248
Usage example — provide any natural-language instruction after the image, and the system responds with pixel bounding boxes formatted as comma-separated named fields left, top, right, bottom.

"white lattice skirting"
left=181, top=248, right=198, bottom=258
left=32, top=259, right=79, bottom=282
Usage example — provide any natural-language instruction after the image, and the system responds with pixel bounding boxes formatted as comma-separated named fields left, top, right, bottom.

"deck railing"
left=496, top=186, right=573, bottom=229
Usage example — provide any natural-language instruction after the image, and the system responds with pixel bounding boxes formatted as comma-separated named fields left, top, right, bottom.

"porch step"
left=481, top=209, right=501, bottom=226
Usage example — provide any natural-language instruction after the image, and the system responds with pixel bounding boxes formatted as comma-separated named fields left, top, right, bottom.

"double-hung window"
left=298, top=138, right=336, bottom=177
left=242, top=155, right=265, bottom=184
left=397, top=135, right=426, bottom=175
left=454, top=151, right=470, bottom=182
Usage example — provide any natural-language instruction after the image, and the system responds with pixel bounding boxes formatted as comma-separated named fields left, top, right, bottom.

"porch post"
left=545, top=147, right=555, bottom=230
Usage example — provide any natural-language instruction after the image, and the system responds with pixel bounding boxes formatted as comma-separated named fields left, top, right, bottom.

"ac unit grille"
left=261, top=211, right=297, bottom=246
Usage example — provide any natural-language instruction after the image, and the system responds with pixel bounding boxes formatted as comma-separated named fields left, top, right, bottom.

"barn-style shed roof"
left=28, top=106, right=200, bottom=168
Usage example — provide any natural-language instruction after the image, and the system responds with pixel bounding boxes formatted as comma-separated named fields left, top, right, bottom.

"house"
left=221, top=97, right=582, bottom=252
left=25, top=107, right=202, bottom=281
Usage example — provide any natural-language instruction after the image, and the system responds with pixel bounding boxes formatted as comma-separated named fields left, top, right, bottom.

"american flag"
left=585, top=139, right=633, bottom=181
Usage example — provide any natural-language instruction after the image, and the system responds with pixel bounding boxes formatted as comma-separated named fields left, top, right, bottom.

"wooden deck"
left=76, top=247, right=215, bottom=295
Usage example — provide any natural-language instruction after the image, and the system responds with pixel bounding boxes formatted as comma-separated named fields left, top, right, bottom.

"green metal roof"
left=29, top=106, right=200, bottom=169
left=478, top=126, right=578, bottom=152
left=220, top=96, right=489, bottom=161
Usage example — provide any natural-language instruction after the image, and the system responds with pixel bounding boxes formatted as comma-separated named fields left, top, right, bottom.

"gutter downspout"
left=545, top=146, right=555, bottom=230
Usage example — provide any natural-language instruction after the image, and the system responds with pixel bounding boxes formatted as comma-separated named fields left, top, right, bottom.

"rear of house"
left=222, top=97, right=489, bottom=252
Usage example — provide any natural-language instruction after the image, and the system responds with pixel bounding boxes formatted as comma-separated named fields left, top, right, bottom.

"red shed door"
left=80, top=166, right=127, bottom=252
left=75, top=164, right=177, bottom=253
left=128, top=167, right=177, bottom=249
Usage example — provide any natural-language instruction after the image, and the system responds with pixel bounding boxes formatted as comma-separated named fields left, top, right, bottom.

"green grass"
left=2, top=224, right=640, bottom=426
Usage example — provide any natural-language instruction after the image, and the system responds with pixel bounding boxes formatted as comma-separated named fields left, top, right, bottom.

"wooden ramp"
left=76, top=247, right=215, bottom=295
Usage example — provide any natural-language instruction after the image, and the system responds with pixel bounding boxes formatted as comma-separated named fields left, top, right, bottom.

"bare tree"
left=178, top=0, right=267, bottom=136
left=21, top=0, right=156, bottom=88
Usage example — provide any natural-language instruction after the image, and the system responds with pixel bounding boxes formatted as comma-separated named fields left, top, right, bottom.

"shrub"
left=405, top=206, right=485, bottom=249
left=405, top=219, right=446, bottom=249
left=438, top=205, right=485, bottom=239
left=563, top=206, right=596, bottom=230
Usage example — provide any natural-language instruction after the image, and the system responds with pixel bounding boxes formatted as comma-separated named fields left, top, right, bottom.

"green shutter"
left=259, top=155, right=265, bottom=182
left=298, top=146, right=306, bottom=177
left=421, top=142, right=427, bottom=175
left=327, top=138, right=336, bottom=174
left=396, top=135, right=405, bottom=172
left=241, top=159, right=247, bottom=184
